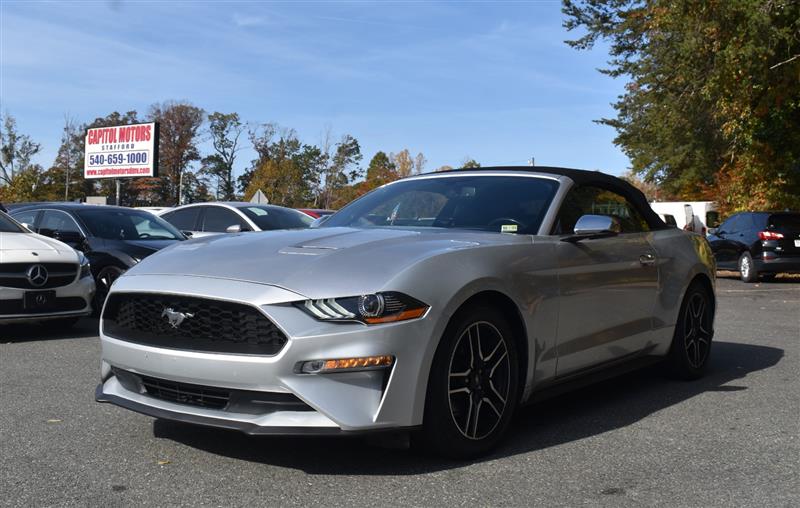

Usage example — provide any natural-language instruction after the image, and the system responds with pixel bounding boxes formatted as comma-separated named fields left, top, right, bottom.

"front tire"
left=416, top=304, right=519, bottom=459
left=666, top=283, right=714, bottom=380
left=738, top=252, right=758, bottom=283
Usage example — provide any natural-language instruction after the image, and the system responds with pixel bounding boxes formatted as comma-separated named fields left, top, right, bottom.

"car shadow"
left=0, top=317, right=99, bottom=342
left=152, top=340, right=783, bottom=474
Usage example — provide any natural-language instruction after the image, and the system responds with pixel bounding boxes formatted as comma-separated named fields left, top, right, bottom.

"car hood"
left=125, top=227, right=528, bottom=298
left=0, top=232, right=77, bottom=263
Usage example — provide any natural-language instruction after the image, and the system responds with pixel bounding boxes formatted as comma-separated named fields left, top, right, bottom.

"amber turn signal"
left=299, top=355, right=394, bottom=374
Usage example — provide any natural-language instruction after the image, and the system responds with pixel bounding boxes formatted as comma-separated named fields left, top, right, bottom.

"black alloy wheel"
left=448, top=321, right=512, bottom=440
left=417, top=304, right=519, bottom=458
left=667, top=283, right=714, bottom=379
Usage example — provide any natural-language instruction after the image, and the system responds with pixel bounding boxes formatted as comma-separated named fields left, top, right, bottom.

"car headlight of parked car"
left=78, top=252, right=92, bottom=279
left=296, top=291, right=429, bottom=324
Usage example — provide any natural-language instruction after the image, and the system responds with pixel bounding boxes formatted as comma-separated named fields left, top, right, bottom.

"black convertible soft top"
left=437, top=166, right=667, bottom=230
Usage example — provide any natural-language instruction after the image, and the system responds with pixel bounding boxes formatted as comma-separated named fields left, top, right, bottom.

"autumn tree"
left=563, top=0, right=800, bottom=213
left=323, top=135, right=363, bottom=209
left=0, top=113, right=41, bottom=186
left=461, top=159, right=481, bottom=168
left=52, top=115, right=81, bottom=201
left=366, top=151, right=397, bottom=187
left=201, top=112, right=244, bottom=200
left=389, top=149, right=427, bottom=178
left=149, top=101, right=204, bottom=205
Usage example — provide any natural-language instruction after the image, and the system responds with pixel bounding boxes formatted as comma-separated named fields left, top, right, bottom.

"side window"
left=12, top=210, right=39, bottom=228
left=162, top=208, right=200, bottom=231
left=39, top=210, right=81, bottom=235
left=721, top=214, right=743, bottom=233
left=553, top=186, right=650, bottom=234
left=202, top=207, right=246, bottom=233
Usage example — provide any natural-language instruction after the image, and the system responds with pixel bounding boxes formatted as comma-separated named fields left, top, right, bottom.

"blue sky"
left=0, top=0, right=630, bottom=180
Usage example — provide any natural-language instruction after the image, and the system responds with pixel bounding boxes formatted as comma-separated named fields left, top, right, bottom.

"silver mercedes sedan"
left=96, top=167, right=716, bottom=458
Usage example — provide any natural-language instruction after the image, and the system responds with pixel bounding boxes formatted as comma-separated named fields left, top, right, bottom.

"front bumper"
left=0, top=276, right=94, bottom=323
left=97, top=274, right=437, bottom=434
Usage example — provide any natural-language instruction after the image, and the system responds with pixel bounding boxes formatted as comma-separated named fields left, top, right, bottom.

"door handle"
left=639, top=253, right=656, bottom=266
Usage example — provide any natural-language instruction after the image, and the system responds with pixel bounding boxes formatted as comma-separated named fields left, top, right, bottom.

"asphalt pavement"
left=1, top=276, right=798, bottom=507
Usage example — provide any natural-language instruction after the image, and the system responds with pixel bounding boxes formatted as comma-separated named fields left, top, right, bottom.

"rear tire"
left=415, top=304, right=519, bottom=459
left=738, top=252, right=758, bottom=283
left=666, top=283, right=714, bottom=380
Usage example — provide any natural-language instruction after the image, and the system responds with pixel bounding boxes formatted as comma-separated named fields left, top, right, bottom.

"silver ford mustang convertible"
left=96, top=167, right=716, bottom=457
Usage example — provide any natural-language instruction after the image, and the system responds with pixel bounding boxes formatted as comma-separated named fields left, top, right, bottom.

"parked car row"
left=1, top=201, right=314, bottom=324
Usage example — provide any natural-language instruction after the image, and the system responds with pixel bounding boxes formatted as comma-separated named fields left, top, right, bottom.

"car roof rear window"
left=769, top=213, right=800, bottom=230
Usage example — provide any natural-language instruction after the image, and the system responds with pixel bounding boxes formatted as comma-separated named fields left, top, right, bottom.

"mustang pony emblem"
left=161, top=308, right=194, bottom=328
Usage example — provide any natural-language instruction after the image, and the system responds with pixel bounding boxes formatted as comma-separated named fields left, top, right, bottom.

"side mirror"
left=181, top=230, right=193, bottom=238
left=562, top=215, right=621, bottom=242
left=53, top=230, right=85, bottom=245
left=226, top=224, right=242, bottom=234
left=311, top=215, right=331, bottom=228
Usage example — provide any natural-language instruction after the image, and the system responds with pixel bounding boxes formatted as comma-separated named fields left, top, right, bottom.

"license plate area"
left=24, top=290, right=56, bottom=310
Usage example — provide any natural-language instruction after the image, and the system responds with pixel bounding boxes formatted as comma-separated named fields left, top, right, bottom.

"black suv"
left=10, top=204, right=185, bottom=308
left=708, top=211, right=800, bottom=282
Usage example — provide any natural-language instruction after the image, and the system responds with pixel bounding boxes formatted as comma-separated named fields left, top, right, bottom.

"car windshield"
left=76, top=208, right=184, bottom=241
left=0, top=212, right=24, bottom=233
left=239, top=206, right=313, bottom=230
left=322, top=175, right=560, bottom=234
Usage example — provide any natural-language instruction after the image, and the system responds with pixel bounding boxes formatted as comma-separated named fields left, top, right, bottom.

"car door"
left=160, top=207, right=203, bottom=238
left=552, top=185, right=659, bottom=376
left=200, top=206, right=249, bottom=236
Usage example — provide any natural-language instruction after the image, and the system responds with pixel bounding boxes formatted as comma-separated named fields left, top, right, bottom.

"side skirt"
left=524, top=350, right=663, bottom=405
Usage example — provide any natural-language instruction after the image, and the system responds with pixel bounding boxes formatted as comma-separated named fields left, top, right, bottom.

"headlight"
left=296, top=292, right=429, bottom=324
left=77, top=252, right=92, bottom=279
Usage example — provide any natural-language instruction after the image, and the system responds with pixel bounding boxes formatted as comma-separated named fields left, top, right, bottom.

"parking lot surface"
left=1, top=276, right=798, bottom=507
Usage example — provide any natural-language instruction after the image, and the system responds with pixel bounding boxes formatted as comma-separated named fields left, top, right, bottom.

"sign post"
left=84, top=123, right=159, bottom=203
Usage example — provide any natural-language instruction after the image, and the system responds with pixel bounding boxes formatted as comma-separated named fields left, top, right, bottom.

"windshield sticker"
left=501, top=224, right=518, bottom=233
left=247, top=207, right=269, bottom=216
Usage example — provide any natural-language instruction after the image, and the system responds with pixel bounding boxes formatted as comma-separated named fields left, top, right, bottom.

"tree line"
left=0, top=102, right=474, bottom=209
left=564, top=0, right=800, bottom=213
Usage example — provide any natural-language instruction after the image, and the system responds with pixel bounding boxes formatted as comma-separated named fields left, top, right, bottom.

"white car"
left=159, top=202, right=312, bottom=238
left=0, top=212, right=95, bottom=327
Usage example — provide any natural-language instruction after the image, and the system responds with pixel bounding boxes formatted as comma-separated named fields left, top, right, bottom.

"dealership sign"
left=84, top=122, right=159, bottom=179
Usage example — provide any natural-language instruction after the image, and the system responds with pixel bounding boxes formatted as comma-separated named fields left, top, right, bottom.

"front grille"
left=0, top=297, right=87, bottom=316
left=0, top=263, right=78, bottom=289
left=103, top=293, right=288, bottom=355
left=141, top=374, right=230, bottom=409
